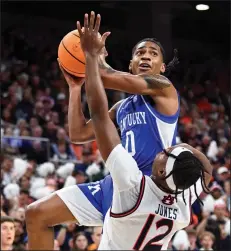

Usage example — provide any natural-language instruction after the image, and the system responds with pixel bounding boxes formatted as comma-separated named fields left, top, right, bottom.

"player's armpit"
left=105, top=144, right=142, bottom=191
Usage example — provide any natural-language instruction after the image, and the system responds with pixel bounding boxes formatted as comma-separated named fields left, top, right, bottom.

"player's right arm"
left=59, top=62, right=122, bottom=144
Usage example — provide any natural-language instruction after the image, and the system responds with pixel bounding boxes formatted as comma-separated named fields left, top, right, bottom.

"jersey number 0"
left=125, top=130, right=136, bottom=156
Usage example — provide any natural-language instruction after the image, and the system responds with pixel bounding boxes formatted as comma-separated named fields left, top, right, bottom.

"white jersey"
left=99, top=144, right=203, bottom=250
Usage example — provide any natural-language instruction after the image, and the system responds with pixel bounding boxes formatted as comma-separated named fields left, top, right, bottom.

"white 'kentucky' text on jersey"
left=99, top=144, right=203, bottom=250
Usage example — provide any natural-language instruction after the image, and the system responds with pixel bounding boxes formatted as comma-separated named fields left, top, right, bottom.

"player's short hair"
left=1, top=216, right=15, bottom=224
left=131, top=38, right=179, bottom=76
left=163, top=150, right=210, bottom=205
left=132, top=38, right=166, bottom=61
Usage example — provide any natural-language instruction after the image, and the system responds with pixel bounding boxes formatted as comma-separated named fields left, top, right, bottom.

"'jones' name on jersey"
left=155, top=204, right=178, bottom=220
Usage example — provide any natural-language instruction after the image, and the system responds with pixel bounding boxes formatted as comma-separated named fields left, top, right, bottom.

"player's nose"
left=141, top=54, right=151, bottom=61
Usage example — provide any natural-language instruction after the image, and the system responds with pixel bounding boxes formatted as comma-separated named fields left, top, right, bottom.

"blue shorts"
left=78, top=175, right=113, bottom=220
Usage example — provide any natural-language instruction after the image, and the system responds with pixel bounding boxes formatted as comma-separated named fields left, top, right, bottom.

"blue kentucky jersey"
left=116, top=95, right=180, bottom=176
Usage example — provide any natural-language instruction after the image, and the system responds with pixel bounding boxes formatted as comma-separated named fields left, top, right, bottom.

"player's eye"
left=151, top=51, right=158, bottom=56
left=136, top=51, right=142, bottom=56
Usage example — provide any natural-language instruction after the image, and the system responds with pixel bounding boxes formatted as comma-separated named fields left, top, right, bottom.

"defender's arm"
left=85, top=54, right=142, bottom=191
left=85, top=55, right=120, bottom=161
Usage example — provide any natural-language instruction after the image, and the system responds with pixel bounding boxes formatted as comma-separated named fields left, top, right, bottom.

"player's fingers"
left=101, top=32, right=111, bottom=44
left=89, top=11, right=95, bottom=31
left=94, top=14, right=101, bottom=33
left=76, top=21, right=83, bottom=36
left=84, top=13, right=89, bottom=32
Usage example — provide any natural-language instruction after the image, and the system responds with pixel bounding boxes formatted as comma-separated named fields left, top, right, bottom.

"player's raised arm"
left=77, top=12, right=142, bottom=191
left=77, top=12, right=120, bottom=161
left=58, top=60, right=122, bottom=144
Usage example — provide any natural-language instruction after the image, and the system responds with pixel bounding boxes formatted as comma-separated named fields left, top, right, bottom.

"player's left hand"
left=77, top=11, right=111, bottom=57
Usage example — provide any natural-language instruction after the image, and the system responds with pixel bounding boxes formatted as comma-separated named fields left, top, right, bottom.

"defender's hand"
left=76, top=11, right=110, bottom=57
left=58, top=59, right=85, bottom=88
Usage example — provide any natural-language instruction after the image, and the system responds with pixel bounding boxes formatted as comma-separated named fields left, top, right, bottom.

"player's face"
left=129, top=41, right=165, bottom=75
left=152, top=146, right=176, bottom=184
left=1, top=222, right=15, bottom=247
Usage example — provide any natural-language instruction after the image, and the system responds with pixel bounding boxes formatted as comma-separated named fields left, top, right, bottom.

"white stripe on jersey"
left=141, top=96, right=178, bottom=149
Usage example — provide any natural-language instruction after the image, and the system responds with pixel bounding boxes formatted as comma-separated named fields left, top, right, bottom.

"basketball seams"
left=72, top=33, right=80, bottom=39
left=61, top=40, right=85, bottom=65
left=58, top=30, right=86, bottom=77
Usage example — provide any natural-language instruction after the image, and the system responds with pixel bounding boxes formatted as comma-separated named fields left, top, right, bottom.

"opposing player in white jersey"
left=75, top=14, right=213, bottom=250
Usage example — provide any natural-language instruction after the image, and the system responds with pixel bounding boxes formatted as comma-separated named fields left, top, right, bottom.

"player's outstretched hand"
left=57, top=59, right=85, bottom=88
left=77, top=11, right=110, bottom=57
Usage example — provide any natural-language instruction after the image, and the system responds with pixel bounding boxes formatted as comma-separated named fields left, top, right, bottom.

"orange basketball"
left=58, top=30, right=85, bottom=77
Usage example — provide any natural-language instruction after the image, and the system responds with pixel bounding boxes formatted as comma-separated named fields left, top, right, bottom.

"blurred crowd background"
left=1, top=1, right=230, bottom=251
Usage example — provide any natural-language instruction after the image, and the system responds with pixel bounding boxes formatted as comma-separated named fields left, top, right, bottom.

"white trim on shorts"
left=56, top=185, right=103, bottom=226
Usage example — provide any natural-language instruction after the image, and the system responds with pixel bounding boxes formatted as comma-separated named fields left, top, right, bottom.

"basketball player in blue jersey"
left=26, top=12, right=179, bottom=250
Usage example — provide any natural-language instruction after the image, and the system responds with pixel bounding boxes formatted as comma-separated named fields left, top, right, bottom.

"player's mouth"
left=138, top=63, right=152, bottom=71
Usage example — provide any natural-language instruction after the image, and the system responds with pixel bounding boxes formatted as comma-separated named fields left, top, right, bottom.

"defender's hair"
left=163, top=150, right=210, bottom=205
left=132, top=38, right=179, bottom=76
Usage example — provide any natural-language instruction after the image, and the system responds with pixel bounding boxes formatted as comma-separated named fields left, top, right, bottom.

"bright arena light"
left=196, top=4, right=210, bottom=11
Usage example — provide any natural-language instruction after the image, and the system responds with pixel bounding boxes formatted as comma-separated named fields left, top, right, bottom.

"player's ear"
left=157, top=165, right=166, bottom=178
left=160, top=63, right=166, bottom=74
left=129, top=60, right=132, bottom=73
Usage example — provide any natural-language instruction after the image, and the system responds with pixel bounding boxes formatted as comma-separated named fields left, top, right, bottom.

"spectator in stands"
left=18, top=176, right=30, bottom=191
left=88, top=227, right=102, bottom=251
left=13, top=218, right=25, bottom=250
left=18, top=189, right=30, bottom=209
left=202, top=183, right=224, bottom=214
left=216, top=166, right=230, bottom=188
left=186, top=229, right=199, bottom=251
left=70, top=232, right=89, bottom=251
left=2, top=156, right=14, bottom=186
left=199, top=231, right=215, bottom=250
left=56, top=223, right=79, bottom=251
left=197, top=200, right=230, bottom=250
left=1, top=216, right=16, bottom=251
left=1, top=194, right=7, bottom=216
left=222, top=180, right=230, bottom=212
